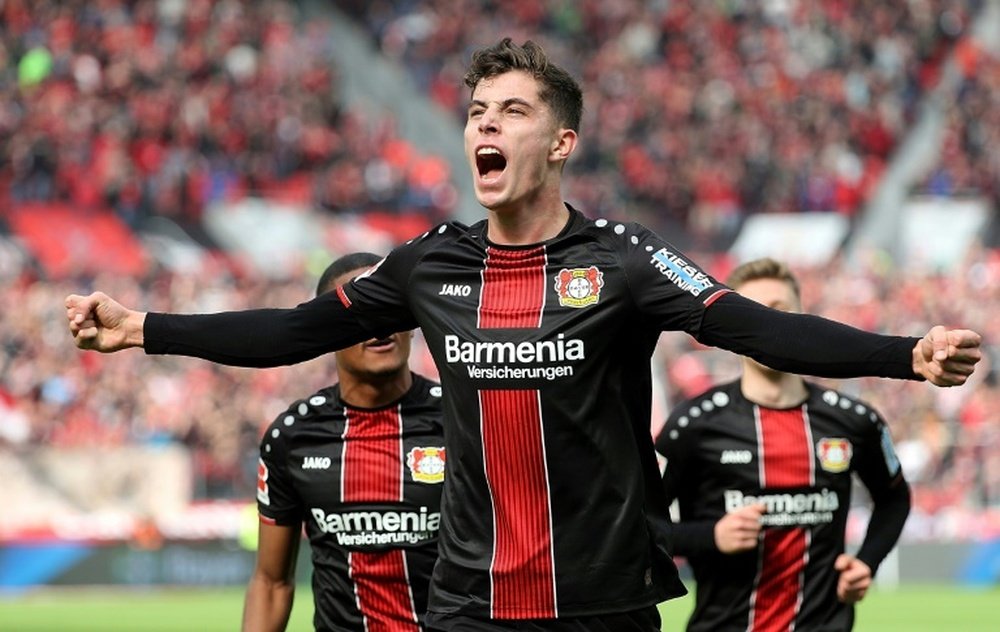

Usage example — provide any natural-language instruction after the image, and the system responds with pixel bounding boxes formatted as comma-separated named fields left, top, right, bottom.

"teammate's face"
left=330, top=267, right=413, bottom=380
left=464, top=70, right=568, bottom=212
left=734, top=277, right=801, bottom=313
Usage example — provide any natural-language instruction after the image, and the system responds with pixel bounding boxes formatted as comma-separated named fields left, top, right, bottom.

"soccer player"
left=67, top=39, right=980, bottom=631
left=654, top=258, right=912, bottom=631
left=242, top=252, right=445, bottom=632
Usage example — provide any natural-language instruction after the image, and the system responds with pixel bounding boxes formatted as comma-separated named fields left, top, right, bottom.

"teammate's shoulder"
left=407, top=373, right=444, bottom=405
left=268, top=385, right=343, bottom=431
left=808, top=383, right=884, bottom=426
left=667, top=381, right=741, bottom=426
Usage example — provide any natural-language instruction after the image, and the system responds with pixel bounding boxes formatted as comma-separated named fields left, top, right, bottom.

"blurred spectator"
left=343, top=0, right=980, bottom=248
left=916, top=41, right=1000, bottom=219
left=0, top=0, right=456, bottom=238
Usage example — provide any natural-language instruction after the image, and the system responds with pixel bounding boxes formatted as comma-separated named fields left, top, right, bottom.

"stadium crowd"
left=1, top=0, right=998, bottom=542
left=0, top=0, right=456, bottom=233
left=342, top=0, right=990, bottom=248
left=2, top=249, right=998, bottom=533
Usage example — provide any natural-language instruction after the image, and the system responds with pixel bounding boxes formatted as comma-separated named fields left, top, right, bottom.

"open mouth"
left=476, top=147, right=507, bottom=181
left=364, top=337, right=395, bottom=351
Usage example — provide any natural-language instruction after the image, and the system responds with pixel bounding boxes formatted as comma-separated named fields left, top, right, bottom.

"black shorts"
left=425, top=605, right=661, bottom=632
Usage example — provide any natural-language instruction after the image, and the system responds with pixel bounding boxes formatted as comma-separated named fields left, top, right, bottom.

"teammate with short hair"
left=242, top=252, right=445, bottom=632
left=655, top=257, right=911, bottom=631
left=68, top=39, right=980, bottom=631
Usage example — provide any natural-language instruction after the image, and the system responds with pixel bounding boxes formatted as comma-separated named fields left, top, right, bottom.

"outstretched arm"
left=699, top=293, right=981, bottom=386
left=242, top=520, right=301, bottom=632
left=66, top=290, right=380, bottom=368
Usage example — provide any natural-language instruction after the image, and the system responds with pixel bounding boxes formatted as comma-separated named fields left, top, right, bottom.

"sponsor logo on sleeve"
left=257, top=458, right=270, bottom=506
left=407, top=447, right=446, bottom=484
left=649, top=248, right=714, bottom=296
left=817, top=437, right=853, bottom=473
left=879, top=426, right=901, bottom=476
left=554, top=266, right=604, bottom=308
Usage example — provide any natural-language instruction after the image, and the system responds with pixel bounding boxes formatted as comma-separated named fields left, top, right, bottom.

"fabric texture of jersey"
left=339, top=208, right=725, bottom=619
left=257, top=373, right=445, bottom=632
left=654, top=380, right=909, bottom=632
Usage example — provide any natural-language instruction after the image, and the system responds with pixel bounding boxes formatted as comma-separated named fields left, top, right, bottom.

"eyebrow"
left=468, top=97, right=534, bottom=110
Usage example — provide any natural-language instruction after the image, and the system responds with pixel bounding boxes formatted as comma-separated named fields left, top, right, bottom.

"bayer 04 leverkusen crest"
left=555, top=266, right=604, bottom=308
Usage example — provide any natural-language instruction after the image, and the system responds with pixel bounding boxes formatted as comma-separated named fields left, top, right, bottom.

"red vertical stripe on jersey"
left=750, top=406, right=813, bottom=632
left=477, top=246, right=556, bottom=618
left=350, top=550, right=420, bottom=632
left=481, top=389, right=556, bottom=619
left=478, top=246, right=547, bottom=328
left=342, top=406, right=417, bottom=629
left=342, top=406, right=404, bottom=502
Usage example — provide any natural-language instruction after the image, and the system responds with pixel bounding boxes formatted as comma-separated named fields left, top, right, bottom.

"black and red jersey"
left=146, top=205, right=920, bottom=623
left=257, top=373, right=445, bottom=632
left=337, top=209, right=733, bottom=619
left=654, top=380, right=910, bottom=632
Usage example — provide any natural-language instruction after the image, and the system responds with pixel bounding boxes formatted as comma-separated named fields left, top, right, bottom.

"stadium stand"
left=340, top=0, right=987, bottom=249
left=0, top=0, right=998, bottom=565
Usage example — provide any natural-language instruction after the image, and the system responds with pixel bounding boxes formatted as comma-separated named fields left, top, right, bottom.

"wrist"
left=127, top=311, right=147, bottom=348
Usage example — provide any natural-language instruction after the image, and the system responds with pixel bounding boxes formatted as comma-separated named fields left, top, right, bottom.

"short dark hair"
left=725, top=257, right=801, bottom=300
left=464, top=38, right=583, bottom=132
left=316, top=252, right=382, bottom=297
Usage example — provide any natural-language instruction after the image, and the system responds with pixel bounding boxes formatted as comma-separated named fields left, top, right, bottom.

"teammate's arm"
left=835, top=410, right=911, bottom=604
left=655, top=409, right=720, bottom=556
left=242, top=520, right=302, bottom=632
left=853, top=477, right=910, bottom=575
left=852, top=414, right=912, bottom=578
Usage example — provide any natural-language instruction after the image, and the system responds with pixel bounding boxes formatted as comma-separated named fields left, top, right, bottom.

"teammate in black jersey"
left=242, top=252, right=445, bottom=632
left=68, top=39, right=980, bottom=631
left=655, top=258, right=911, bottom=631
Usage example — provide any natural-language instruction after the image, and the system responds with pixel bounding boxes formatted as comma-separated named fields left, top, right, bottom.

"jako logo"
left=720, top=449, right=753, bottom=464
left=303, top=456, right=332, bottom=470
left=439, top=284, right=472, bottom=297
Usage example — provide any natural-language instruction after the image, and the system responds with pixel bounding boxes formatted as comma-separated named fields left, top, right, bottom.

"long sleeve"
left=144, top=291, right=375, bottom=367
left=855, top=479, right=911, bottom=576
left=698, top=292, right=920, bottom=380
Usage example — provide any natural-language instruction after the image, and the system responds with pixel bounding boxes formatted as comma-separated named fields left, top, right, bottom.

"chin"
left=474, top=184, right=510, bottom=208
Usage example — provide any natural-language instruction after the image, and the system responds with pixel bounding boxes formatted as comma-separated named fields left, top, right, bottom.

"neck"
left=740, top=362, right=808, bottom=408
left=338, top=369, right=412, bottom=409
left=486, top=191, right=569, bottom=245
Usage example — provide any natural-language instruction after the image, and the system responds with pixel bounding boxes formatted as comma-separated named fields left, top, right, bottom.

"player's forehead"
left=470, top=70, right=543, bottom=106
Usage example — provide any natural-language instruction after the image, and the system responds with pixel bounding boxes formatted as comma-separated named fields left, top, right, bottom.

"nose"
left=478, top=107, right=499, bottom=134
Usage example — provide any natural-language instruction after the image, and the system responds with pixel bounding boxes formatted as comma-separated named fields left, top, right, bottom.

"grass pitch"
left=0, top=584, right=996, bottom=630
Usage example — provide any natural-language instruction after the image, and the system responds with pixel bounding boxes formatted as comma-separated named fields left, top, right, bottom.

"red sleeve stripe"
left=337, top=285, right=352, bottom=308
left=259, top=514, right=277, bottom=525
left=702, top=288, right=731, bottom=307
